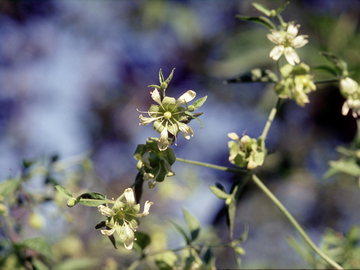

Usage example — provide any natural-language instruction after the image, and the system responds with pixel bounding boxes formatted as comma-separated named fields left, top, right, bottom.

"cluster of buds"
left=274, top=62, right=316, bottom=106
left=340, top=77, right=360, bottom=118
left=227, top=133, right=266, bottom=170
left=134, top=137, right=176, bottom=188
left=96, top=188, right=153, bottom=250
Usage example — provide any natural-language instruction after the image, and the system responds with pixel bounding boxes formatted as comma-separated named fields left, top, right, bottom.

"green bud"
left=225, top=197, right=232, bottom=205
left=67, top=198, right=77, bottom=207
left=234, top=246, right=246, bottom=255
left=270, top=9, right=276, bottom=17
left=188, top=105, right=195, bottom=112
left=161, top=82, right=168, bottom=90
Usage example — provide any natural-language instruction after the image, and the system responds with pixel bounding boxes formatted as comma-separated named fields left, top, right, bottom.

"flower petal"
left=291, top=35, right=308, bottom=48
left=140, top=201, right=153, bottom=216
left=98, top=205, right=115, bottom=217
left=176, top=90, right=196, bottom=106
left=139, top=115, right=156, bottom=125
left=267, top=31, right=283, bottom=45
left=340, top=77, right=359, bottom=96
left=151, top=89, right=162, bottom=105
left=124, top=188, right=135, bottom=206
left=158, top=128, right=169, bottom=151
left=122, top=223, right=135, bottom=250
left=287, top=23, right=299, bottom=37
left=269, top=45, right=284, bottom=61
left=178, top=122, right=194, bottom=140
left=227, top=132, right=239, bottom=141
left=100, top=227, right=116, bottom=236
left=284, top=47, right=300, bottom=66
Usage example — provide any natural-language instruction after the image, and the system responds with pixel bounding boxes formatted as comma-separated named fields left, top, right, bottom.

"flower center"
left=116, top=211, right=126, bottom=220
left=163, top=111, right=172, bottom=119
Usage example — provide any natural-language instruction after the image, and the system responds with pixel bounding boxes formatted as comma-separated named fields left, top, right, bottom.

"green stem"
left=176, top=157, right=247, bottom=174
left=314, top=78, right=339, bottom=84
left=260, top=98, right=282, bottom=140
left=251, top=174, right=343, bottom=270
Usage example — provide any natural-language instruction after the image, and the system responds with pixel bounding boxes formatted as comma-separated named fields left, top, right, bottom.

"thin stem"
left=251, top=174, right=343, bottom=270
left=176, top=157, right=248, bottom=174
left=260, top=98, right=282, bottom=140
left=314, top=78, right=339, bottom=84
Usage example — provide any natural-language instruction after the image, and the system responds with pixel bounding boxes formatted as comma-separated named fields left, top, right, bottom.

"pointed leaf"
left=185, top=111, right=203, bottom=128
left=236, top=15, right=275, bottom=30
left=55, top=185, right=73, bottom=199
left=252, top=3, right=271, bottom=16
left=183, top=208, right=200, bottom=241
left=168, top=220, right=190, bottom=244
left=320, top=52, right=348, bottom=76
left=312, top=65, right=339, bottom=77
left=134, top=172, right=144, bottom=203
left=192, top=96, right=207, bottom=109
left=77, top=192, right=106, bottom=207
left=20, top=237, right=55, bottom=261
left=164, top=68, right=176, bottom=85
left=148, top=84, right=161, bottom=90
left=327, top=158, right=360, bottom=177
left=159, top=69, right=165, bottom=83
left=209, top=185, right=230, bottom=200
left=276, top=2, right=289, bottom=15
left=94, top=221, right=106, bottom=230
left=0, top=179, right=21, bottom=197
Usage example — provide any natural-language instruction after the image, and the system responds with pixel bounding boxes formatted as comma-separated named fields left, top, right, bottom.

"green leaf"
left=0, top=179, right=21, bottom=197
left=155, top=251, right=178, bottom=270
left=276, top=2, right=289, bottom=15
left=184, top=111, right=203, bottom=128
left=159, top=69, right=165, bottom=83
left=252, top=3, right=271, bottom=16
left=148, top=84, right=161, bottom=90
left=225, top=68, right=278, bottom=84
left=31, top=258, right=49, bottom=270
left=335, top=146, right=354, bottom=156
left=327, top=158, right=360, bottom=177
left=53, top=258, right=99, bottom=270
left=168, top=220, right=190, bottom=245
left=133, top=231, right=151, bottom=254
left=192, top=96, right=207, bottom=109
left=183, top=208, right=200, bottom=241
left=236, top=15, right=275, bottom=30
left=55, top=185, right=73, bottom=199
left=312, top=65, right=339, bottom=77
left=164, top=68, right=176, bottom=85
left=209, top=185, right=230, bottom=200
left=77, top=192, right=106, bottom=207
left=320, top=52, right=348, bottom=76
left=20, top=237, right=55, bottom=261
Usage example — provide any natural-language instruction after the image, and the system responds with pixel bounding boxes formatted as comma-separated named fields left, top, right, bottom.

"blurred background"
left=0, top=0, right=360, bottom=269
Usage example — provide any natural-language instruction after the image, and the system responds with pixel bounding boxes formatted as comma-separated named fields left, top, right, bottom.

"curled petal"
left=291, top=35, right=308, bottom=48
left=284, top=47, right=300, bottom=66
left=124, top=188, right=135, bottom=206
left=121, top=223, right=135, bottom=250
left=100, top=227, right=116, bottom=236
left=178, top=122, right=194, bottom=140
left=177, top=90, right=196, bottom=106
left=340, top=77, right=359, bottom=96
left=151, top=89, right=162, bottom=105
left=139, top=115, right=156, bottom=125
left=98, top=205, right=115, bottom=217
left=269, top=45, right=284, bottom=61
left=140, top=201, right=153, bottom=216
left=143, top=172, right=154, bottom=181
left=158, top=128, right=169, bottom=151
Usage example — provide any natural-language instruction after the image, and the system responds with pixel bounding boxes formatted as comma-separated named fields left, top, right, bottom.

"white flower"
left=267, top=23, right=308, bottom=66
left=139, top=89, right=196, bottom=151
left=97, top=188, right=153, bottom=250
left=340, top=78, right=360, bottom=118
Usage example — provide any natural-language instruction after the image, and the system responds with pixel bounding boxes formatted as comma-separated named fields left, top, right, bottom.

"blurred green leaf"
left=320, top=52, right=348, bottom=76
left=209, top=185, right=229, bottom=200
left=55, top=185, right=73, bottom=199
left=324, top=158, right=360, bottom=178
left=225, top=68, right=278, bottom=84
left=168, top=220, right=190, bottom=245
left=20, top=237, right=55, bottom=262
left=252, top=3, right=271, bottom=16
left=0, top=179, right=21, bottom=197
left=192, top=96, right=207, bottom=109
left=236, top=15, right=275, bottom=30
left=133, top=231, right=151, bottom=254
left=155, top=251, right=178, bottom=270
left=53, top=258, right=99, bottom=270
left=183, top=208, right=200, bottom=241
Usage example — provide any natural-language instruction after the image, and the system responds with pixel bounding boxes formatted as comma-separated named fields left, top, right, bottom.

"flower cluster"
left=267, top=22, right=308, bottom=66
left=274, top=62, right=316, bottom=106
left=228, top=133, right=266, bottom=170
left=134, top=137, right=176, bottom=188
left=340, top=77, right=360, bottom=118
left=96, top=188, right=153, bottom=250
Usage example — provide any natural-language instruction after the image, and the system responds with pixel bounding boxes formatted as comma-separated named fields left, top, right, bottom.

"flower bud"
left=29, top=213, right=43, bottom=229
left=67, top=198, right=77, bottom=207
left=188, top=105, right=195, bottom=112
left=240, top=135, right=251, bottom=146
left=161, top=82, right=168, bottom=90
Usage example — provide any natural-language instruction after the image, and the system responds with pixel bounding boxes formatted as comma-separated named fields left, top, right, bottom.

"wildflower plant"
left=9, top=2, right=359, bottom=270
